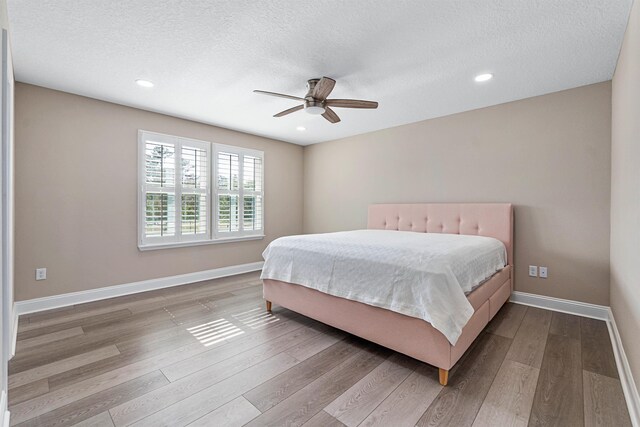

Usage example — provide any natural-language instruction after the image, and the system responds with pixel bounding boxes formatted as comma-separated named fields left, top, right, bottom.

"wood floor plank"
left=16, top=327, right=84, bottom=351
left=583, top=370, right=632, bottom=427
left=581, top=317, right=618, bottom=379
left=71, top=412, right=115, bottom=427
left=161, top=316, right=307, bottom=381
left=127, top=352, right=299, bottom=427
left=74, top=412, right=115, bottom=427
left=9, top=319, right=177, bottom=375
left=158, top=293, right=260, bottom=325
left=21, top=306, right=138, bottom=333
left=285, top=330, right=346, bottom=362
left=417, top=333, right=512, bottom=427
left=9, top=345, right=120, bottom=389
left=9, top=337, right=221, bottom=424
left=112, top=301, right=282, bottom=357
left=17, top=326, right=190, bottom=388
left=486, top=303, right=528, bottom=339
left=324, top=353, right=417, bottom=427
left=230, top=285, right=264, bottom=297
left=147, top=280, right=262, bottom=314
left=10, top=298, right=270, bottom=376
left=242, top=337, right=366, bottom=412
left=303, top=410, right=347, bottom=427
left=21, top=306, right=90, bottom=329
left=186, top=396, right=261, bottom=427
left=15, top=371, right=169, bottom=427
left=78, top=307, right=181, bottom=336
left=505, top=307, right=552, bottom=368
left=111, top=324, right=200, bottom=356
left=11, top=290, right=264, bottom=373
left=153, top=298, right=228, bottom=326
left=47, top=352, right=168, bottom=393
left=358, top=364, right=441, bottom=427
left=48, top=310, right=302, bottom=391
left=549, top=312, right=581, bottom=340
left=92, top=290, right=259, bottom=333
left=244, top=343, right=390, bottom=427
left=110, top=325, right=320, bottom=426
left=472, top=360, right=539, bottom=427
left=17, top=310, right=133, bottom=341
left=8, top=379, right=49, bottom=406
left=529, top=334, right=583, bottom=427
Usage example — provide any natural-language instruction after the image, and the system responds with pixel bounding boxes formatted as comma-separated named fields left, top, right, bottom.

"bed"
left=262, top=203, right=513, bottom=385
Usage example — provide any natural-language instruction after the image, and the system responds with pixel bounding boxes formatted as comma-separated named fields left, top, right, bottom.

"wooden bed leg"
left=265, top=300, right=272, bottom=312
left=439, top=368, right=449, bottom=386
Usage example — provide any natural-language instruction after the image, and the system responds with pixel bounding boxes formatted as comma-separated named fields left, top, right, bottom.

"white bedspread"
left=261, top=230, right=506, bottom=345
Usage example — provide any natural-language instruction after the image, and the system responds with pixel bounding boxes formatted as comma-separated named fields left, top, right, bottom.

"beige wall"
left=14, top=83, right=303, bottom=301
left=304, top=82, right=612, bottom=305
left=611, top=0, right=640, bottom=394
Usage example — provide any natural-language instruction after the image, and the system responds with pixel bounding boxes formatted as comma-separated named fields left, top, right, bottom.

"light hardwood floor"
left=8, top=272, right=632, bottom=427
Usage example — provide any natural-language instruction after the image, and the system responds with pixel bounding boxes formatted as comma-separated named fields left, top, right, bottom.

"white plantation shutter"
left=216, top=151, right=240, bottom=233
left=139, top=132, right=211, bottom=246
left=214, top=145, right=264, bottom=237
left=139, top=131, right=262, bottom=249
left=180, top=142, right=209, bottom=238
left=142, top=138, right=176, bottom=240
left=242, top=155, right=263, bottom=232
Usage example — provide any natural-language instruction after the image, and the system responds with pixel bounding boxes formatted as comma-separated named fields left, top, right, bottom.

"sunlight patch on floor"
left=187, top=317, right=245, bottom=346
left=233, top=307, right=280, bottom=329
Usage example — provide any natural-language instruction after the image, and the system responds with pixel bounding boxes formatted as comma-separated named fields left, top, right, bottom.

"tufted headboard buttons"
left=367, top=203, right=514, bottom=265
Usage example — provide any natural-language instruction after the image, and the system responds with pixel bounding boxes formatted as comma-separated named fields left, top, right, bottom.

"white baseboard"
left=0, top=391, right=8, bottom=427
left=510, top=291, right=639, bottom=426
left=510, top=291, right=609, bottom=320
left=10, top=303, right=17, bottom=359
left=15, top=261, right=264, bottom=315
left=608, top=308, right=640, bottom=427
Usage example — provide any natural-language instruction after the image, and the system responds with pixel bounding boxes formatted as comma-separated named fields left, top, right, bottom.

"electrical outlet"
left=35, top=268, right=47, bottom=281
left=539, top=266, right=548, bottom=278
left=529, top=265, right=538, bottom=277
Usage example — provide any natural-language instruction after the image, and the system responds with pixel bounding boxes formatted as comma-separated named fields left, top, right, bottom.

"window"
left=138, top=131, right=264, bottom=249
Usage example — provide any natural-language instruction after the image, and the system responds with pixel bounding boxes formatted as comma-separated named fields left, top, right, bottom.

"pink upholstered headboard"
left=367, top=203, right=514, bottom=265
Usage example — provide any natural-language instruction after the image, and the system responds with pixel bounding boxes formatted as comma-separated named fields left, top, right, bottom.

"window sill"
left=138, top=235, right=265, bottom=251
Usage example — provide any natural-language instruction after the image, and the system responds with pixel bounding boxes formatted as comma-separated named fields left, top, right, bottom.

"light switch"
left=529, top=265, right=538, bottom=277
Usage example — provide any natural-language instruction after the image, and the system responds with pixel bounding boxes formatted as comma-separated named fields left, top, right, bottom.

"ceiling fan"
left=253, top=77, right=378, bottom=124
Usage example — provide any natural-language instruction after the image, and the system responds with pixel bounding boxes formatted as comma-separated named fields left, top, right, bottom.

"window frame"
left=137, top=130, right=264, bottom=251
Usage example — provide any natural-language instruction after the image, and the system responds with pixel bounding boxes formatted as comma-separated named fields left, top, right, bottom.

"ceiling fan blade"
left=325, top=99, right=378, bottom=109
left=274, top=104, right=304, bottom=117
left=253, top=90, right=304, bottom=101
left=312, top=77, right=336, bottom=100
left=322, top=107, right=341, bottom=123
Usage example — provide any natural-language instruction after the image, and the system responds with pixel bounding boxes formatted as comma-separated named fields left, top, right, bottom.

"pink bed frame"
left=263, top=203, right=514, bottom=385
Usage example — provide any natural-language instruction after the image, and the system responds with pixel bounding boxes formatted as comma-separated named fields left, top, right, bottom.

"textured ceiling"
left=7, top=0, right=632, bottom=145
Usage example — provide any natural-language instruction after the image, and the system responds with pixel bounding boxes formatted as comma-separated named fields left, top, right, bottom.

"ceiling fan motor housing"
left=304, top=79, right=326, bottom=114
left=304, top=99, right=325, bottom=115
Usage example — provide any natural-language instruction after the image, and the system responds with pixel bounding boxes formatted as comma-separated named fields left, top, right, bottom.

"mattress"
left=261, top=229, right=506, bottom=344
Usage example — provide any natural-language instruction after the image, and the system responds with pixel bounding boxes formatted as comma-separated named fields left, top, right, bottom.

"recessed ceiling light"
left=135, top=79, right=154, bottom=88
left=474, top=73, right=493, bottom=82
left=296, top=126, right=306, bottom=131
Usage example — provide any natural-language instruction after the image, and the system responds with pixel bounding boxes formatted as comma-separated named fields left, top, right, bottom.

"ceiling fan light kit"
left=254, top=77, right=378, bottom=124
